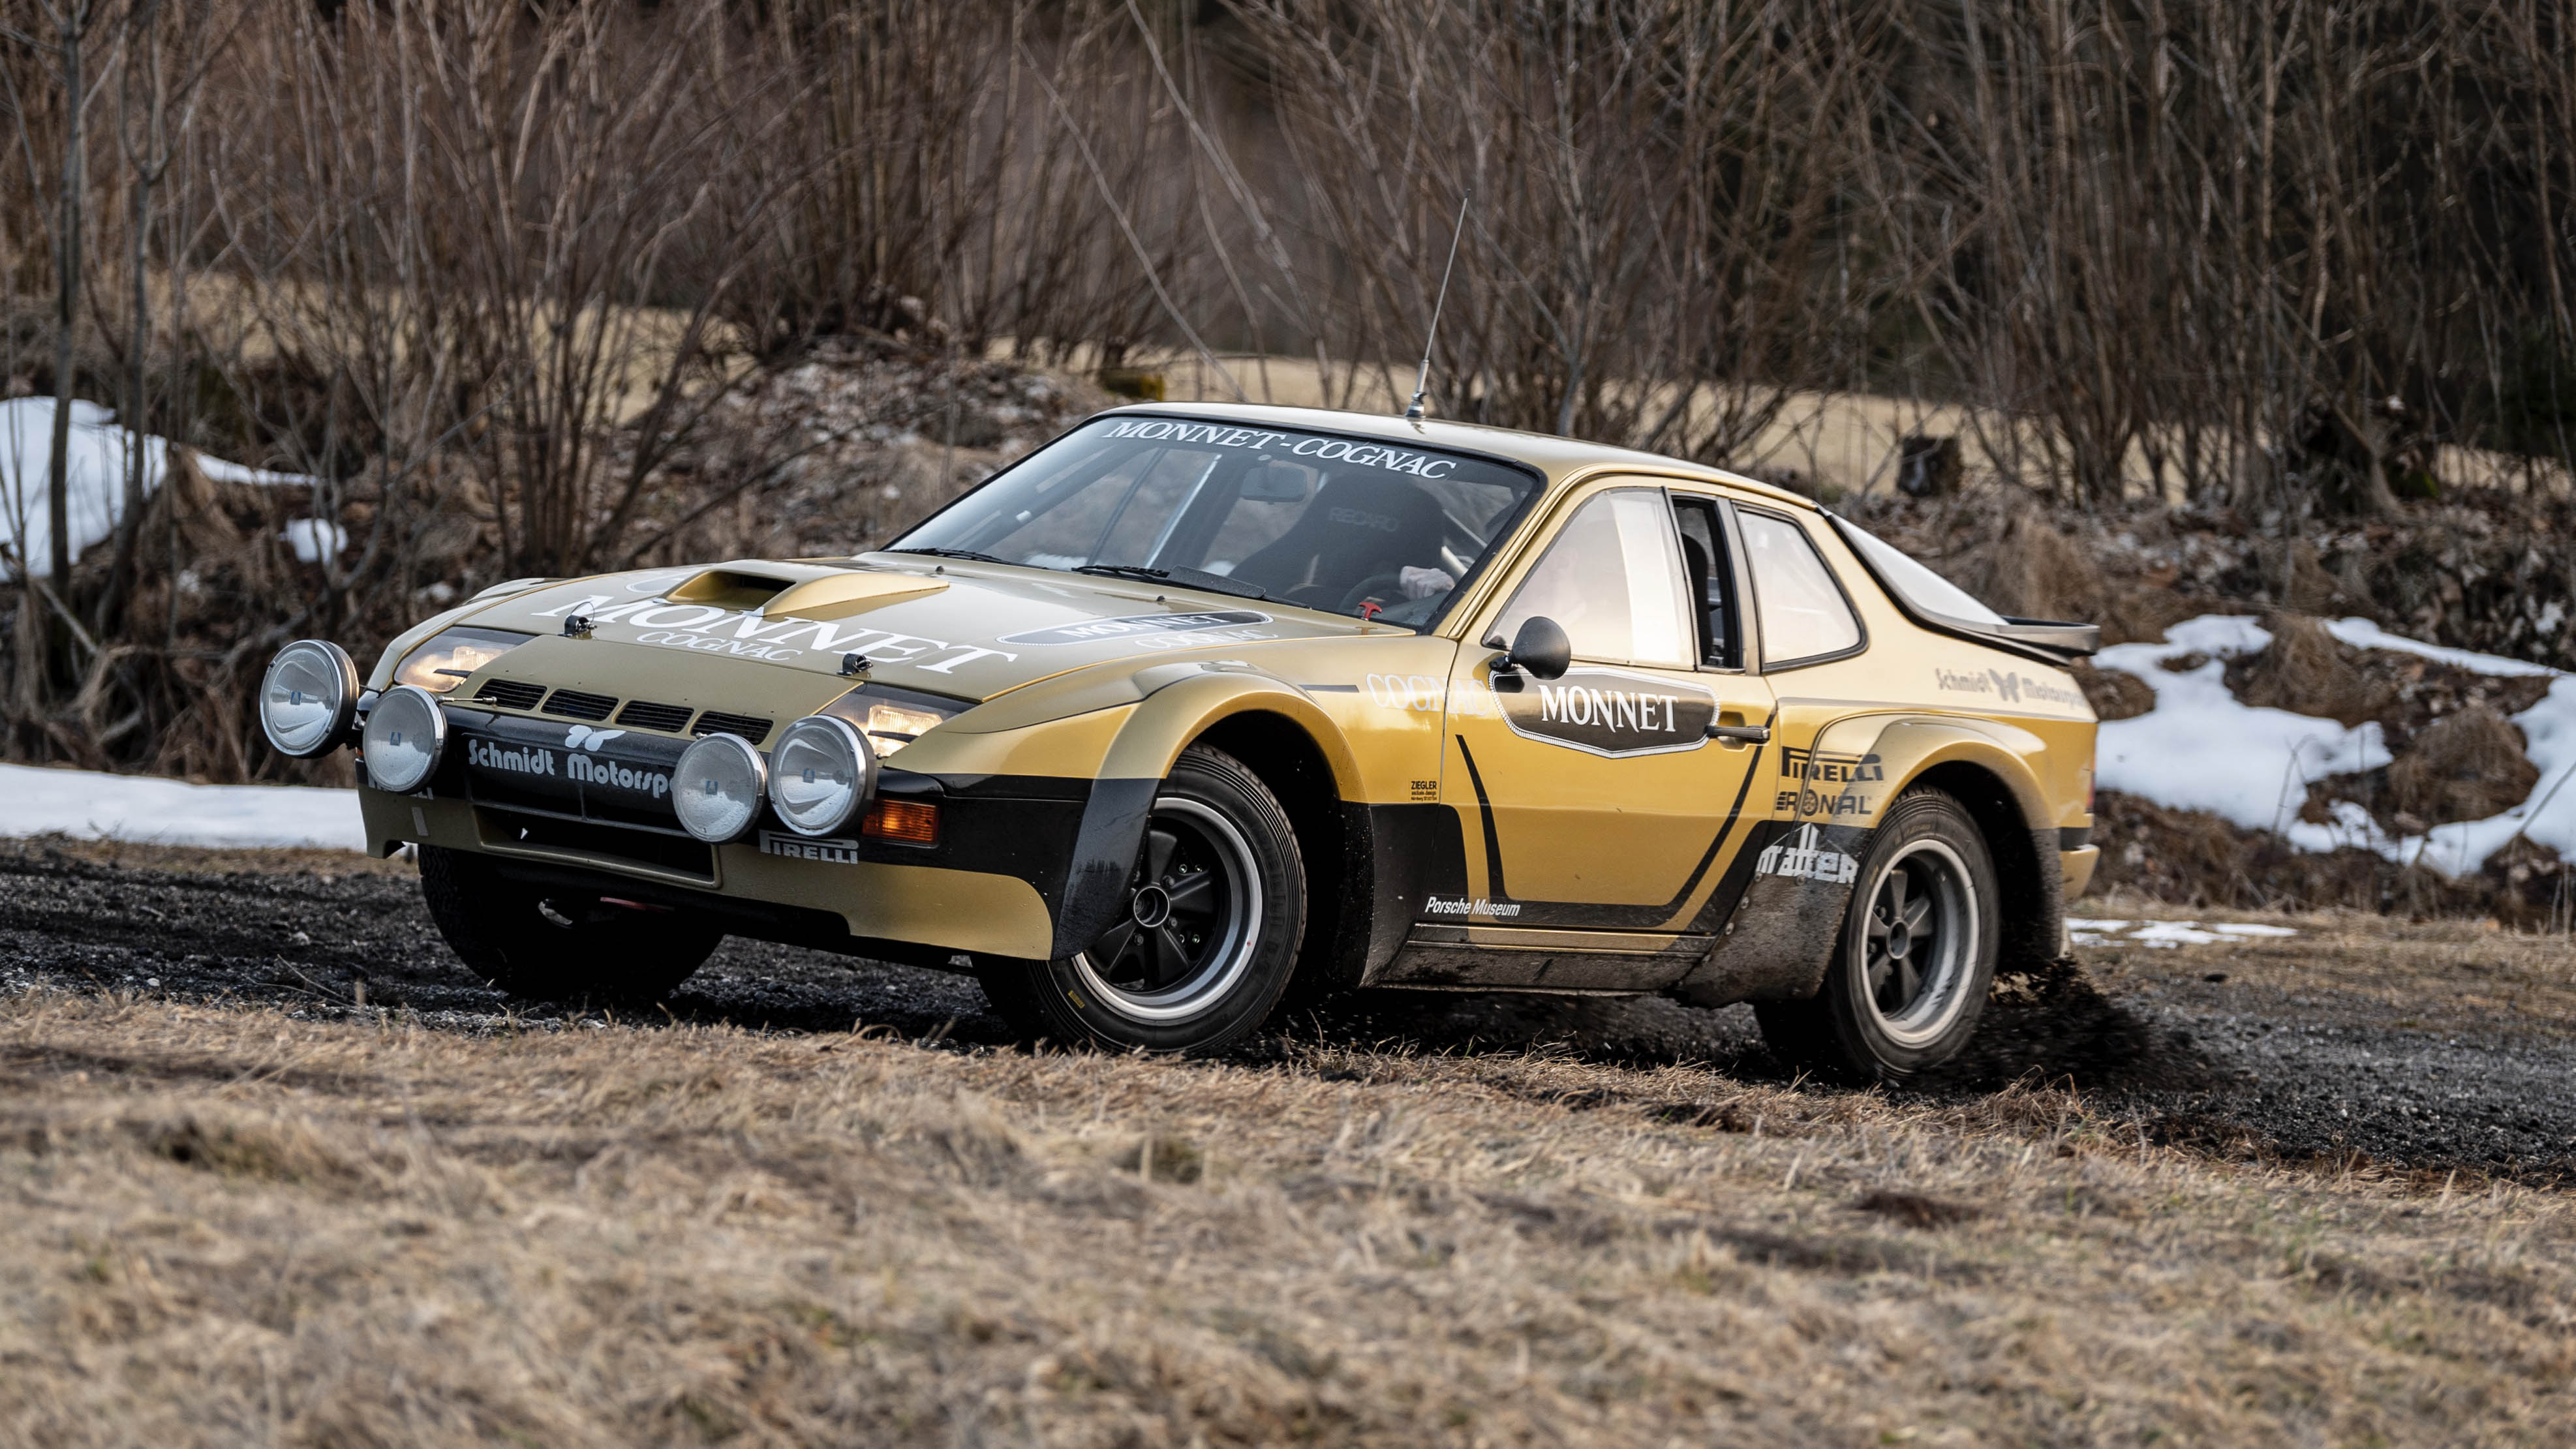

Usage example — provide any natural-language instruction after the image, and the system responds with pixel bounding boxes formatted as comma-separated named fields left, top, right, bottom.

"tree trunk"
left=101, top=0, right=165, bottom=637
left=44, top=5, right=87, bottom=600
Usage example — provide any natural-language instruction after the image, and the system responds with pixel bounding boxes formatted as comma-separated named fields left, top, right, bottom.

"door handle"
left=1706, top=722, right=1772, bottom=744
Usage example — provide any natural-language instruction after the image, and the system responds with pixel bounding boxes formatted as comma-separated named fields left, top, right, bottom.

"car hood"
left=442, top=554, right=1390, bottom=707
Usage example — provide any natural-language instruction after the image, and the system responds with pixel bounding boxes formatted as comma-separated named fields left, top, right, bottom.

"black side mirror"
left=1497, top=616, right=1572, bottom=681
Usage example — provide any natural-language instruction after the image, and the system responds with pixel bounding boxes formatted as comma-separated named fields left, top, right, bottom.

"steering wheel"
left=1336, top=572, right=1405, bottom=615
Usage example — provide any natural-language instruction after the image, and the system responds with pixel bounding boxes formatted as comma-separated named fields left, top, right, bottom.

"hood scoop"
left=663, top=564, right=948, bottom=621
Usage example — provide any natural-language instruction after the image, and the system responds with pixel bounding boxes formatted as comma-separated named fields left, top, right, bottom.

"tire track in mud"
left=5, top=849, right=2572, bottom=1183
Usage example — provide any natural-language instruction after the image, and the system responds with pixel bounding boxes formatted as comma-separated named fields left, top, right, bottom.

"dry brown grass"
left=2389, top=707, right=2543, bottom=827
left=5, top=989, right=2575, bottom=1446
left=2230, top=615, right=2394, bottom=728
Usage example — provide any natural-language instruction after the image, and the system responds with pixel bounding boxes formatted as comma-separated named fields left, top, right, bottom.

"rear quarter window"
left=1740, top=509, right=1863, bottom=667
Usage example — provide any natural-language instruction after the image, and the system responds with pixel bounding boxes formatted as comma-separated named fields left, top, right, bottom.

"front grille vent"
left=691, top=710, right=773, bottom=742
left=472, top=679, right=546, bottom=712
left=541, top=688, right=617, bottom=722
left=613, top=699, right=694, bottom=733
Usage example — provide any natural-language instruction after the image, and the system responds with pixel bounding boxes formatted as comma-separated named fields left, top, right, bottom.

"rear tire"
left=981, top=745, right=1306, bottom=1055
left=1755, top=787, right=2000, bottom=1084
left=418, top=845, right=722, bottom=1004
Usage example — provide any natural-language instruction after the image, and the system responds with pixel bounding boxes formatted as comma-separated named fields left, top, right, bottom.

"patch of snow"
left=281, top=519, right=347, bottom=564
left=2128, top=923, right=2224, bottom=946
left=2094, top=617, right=2394, bottom=853
left=0, top=763, right=363, bottom=851
left=2069, top=918, right=2299, bottom=947
left=2096, top=613, right=2576, bottom=876
left=2319, top=616, right=2559, bottom=678
left=0, top=397, right=311, bottom=579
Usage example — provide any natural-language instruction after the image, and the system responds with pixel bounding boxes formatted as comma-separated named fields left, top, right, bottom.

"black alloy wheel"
left=1755, top=787, right=2000, bottom=1083
left=1073, top=798, right=1259, bottom=1018
left=981, top=745, right=1306, bottom=1055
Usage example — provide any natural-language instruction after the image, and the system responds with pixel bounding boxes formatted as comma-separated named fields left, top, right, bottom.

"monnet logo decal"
left=1755, top=824, right=1860, bottom=884
left=1933, top=666, right=2085, bottom=710
left=998, top=610, right=1270, bottom=647
left=1497, top=667, right=1717, bottom=757
left=527, top=594, right=1018, bottom=675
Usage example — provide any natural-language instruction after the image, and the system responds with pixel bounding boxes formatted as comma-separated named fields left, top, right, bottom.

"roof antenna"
left=1403, top=189, right=1471, bottom=423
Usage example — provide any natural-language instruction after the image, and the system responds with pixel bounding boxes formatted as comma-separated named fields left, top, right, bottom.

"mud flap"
left=1666, top=715, right=1891, bottom=1008
left=1049, top=778, right=1159, bottom=959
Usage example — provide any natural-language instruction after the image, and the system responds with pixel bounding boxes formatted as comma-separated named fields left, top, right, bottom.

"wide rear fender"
left=1870, top=717, right=2055, bottom=825
left=1672, top=712, right=2062, bottom=1008
left=1869, top=716, right=2070, bottom=977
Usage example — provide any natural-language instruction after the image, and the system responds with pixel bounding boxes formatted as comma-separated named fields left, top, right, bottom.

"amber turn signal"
left=863, top=798, right=940, bottom=846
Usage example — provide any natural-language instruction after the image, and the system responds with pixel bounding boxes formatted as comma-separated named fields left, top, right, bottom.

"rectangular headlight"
left=823, top=686, right=963, bottom=758
left=394, top=627, right=536, bottom=694
left=861, top=701, right=950, bottom=756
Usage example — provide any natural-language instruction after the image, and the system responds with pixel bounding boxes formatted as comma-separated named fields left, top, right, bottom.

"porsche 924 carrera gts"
left=260, top=403, right=2101, bottom=1079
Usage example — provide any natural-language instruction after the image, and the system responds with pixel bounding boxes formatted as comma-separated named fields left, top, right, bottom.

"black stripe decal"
left=1453, top=734, right=1512, bottom=898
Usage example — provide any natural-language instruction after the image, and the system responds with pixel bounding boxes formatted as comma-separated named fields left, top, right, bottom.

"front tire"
left=418, top=845, right=723, bottom=1004
left=981, top=745, right=1306, bottom=1055
left=1755, top=787, right=2000, bottom=1083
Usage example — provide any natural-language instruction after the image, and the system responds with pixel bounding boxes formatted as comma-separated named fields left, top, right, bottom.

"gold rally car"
left=260, top=403, right=2102, bottom=1079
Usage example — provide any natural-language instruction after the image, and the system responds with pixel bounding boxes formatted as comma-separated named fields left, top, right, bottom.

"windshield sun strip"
left=887, top=414, right=1548, bottom=633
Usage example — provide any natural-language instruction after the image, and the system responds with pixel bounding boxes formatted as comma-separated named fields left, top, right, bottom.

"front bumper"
left=358, top=703, right=1081, bottom=961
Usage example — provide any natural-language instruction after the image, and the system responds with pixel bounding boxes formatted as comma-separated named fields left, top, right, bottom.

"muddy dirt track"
left=6, top=845, right=2575, bottom=1183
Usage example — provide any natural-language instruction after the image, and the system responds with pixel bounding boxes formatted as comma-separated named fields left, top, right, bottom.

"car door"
left=1434, top=482, right=1777, bottom=934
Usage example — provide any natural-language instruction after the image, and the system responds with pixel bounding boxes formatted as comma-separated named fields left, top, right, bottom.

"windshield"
left=1829, top=515, right=2008, bottom=625
left=889, top=416, right=1543, bottom=627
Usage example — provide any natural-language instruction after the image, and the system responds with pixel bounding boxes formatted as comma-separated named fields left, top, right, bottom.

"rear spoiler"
left=1820, top=512, right=2100, bottom=664
left=1987, top=618, right=2104, bottom=660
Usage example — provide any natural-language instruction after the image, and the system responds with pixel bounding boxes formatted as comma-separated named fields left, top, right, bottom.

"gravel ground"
left=5, top=843, right=2573, bottom=1183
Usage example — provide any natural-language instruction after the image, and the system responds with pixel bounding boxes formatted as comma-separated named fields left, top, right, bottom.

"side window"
left=1490, top=489, right=1693, bottom=669
left=1669, top=495, right=1740, bottom=668
left=1739, top=509, right=1863, bottom=666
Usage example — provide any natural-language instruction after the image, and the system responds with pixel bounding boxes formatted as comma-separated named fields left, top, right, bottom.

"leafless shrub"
left=5, top=1, right=2576, bottom=778
left=0, top=0, right=1250, bottom=776
left=1232, top=0, right=1874, bottom=452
